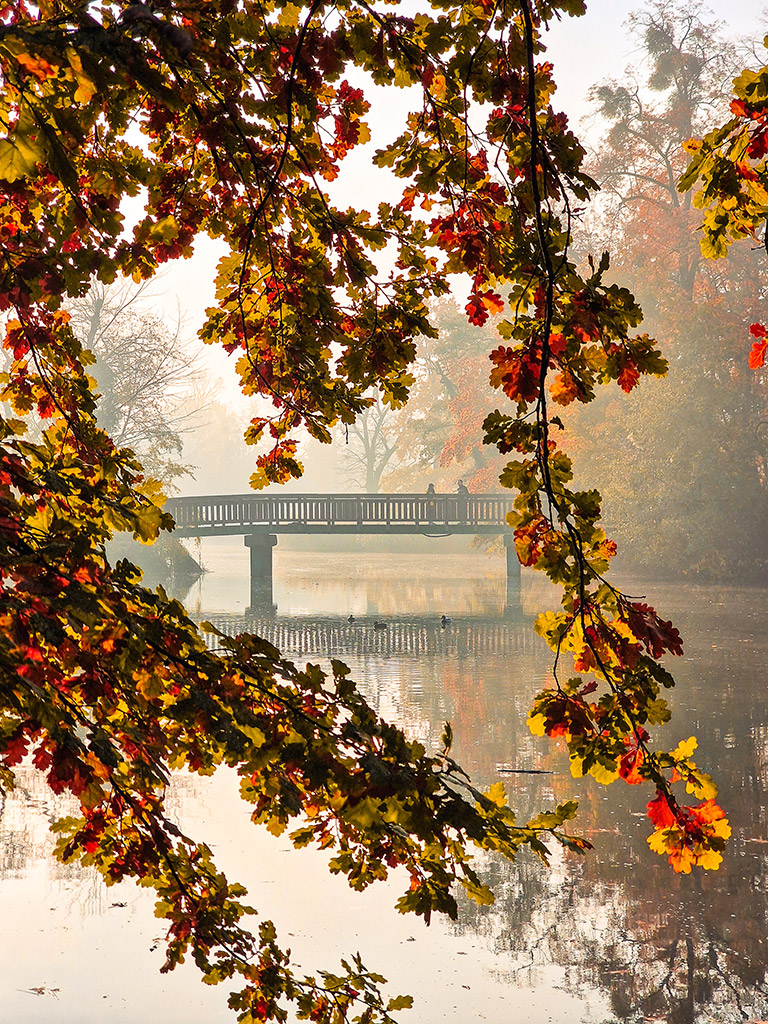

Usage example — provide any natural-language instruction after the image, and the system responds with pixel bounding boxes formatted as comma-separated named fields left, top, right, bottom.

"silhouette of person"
left=426, top=482, right=436, bottom=521
left=456, top=479, right=468, bottom=522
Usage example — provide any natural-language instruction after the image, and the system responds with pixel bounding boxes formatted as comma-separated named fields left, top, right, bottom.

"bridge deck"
left=166, top=492, right=516, bottom=538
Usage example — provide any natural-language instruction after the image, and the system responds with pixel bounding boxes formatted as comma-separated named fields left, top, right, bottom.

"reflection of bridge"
left=199, top=614, right=536, bottom=659
left=167, top=492, right=520, bottom=608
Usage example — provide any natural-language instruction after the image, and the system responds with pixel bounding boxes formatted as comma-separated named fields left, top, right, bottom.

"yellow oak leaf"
left=66, top=48, right=97, bottom=104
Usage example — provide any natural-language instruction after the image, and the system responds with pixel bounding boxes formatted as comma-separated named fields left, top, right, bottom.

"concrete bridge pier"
left=245, top=533, right=277, bottom=613
left=503, top=534, right=522, bottom=619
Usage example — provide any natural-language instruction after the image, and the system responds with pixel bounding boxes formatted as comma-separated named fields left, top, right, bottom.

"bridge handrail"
left=165, top=492, right=516, bottom=532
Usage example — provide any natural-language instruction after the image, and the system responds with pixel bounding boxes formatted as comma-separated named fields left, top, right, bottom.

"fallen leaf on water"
left=25, top=987, right=60, bottom=998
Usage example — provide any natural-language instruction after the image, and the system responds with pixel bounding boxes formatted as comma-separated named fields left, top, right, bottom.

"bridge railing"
left=166, top=492, right=516, bottom=534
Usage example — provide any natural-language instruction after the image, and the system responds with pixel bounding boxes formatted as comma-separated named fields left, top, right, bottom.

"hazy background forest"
left=90, top=1, right=768, bottom=584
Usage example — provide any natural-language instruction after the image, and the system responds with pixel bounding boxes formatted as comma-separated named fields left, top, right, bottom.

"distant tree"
left=66, top=281, right=206, bottom=490
left=338, top=394, right=401, bottom=492
left=336, top=299, right=505, bottom=494
left=384, top=298, right=505, bottom=491
left=586, top=0, right=737, bottom=297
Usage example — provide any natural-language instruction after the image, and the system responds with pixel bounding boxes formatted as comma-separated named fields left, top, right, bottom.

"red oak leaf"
left=466, top=295, right=488, bottom=326
left=749, top=339, right=768, bottom=369
left=617, top=359, right=640, bottom=393
left=619, top=746, right=644, bottom=784
left=646, top=791, right=677, bottom=829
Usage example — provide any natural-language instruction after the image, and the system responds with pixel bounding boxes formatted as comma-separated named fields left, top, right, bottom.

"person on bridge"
left=456, top=479, right=469, bottom=522
left=426, top=482, right=436, bottom=522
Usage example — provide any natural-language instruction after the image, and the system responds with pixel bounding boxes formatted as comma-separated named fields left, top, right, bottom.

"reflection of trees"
left=244, top=575, right=764, bottom=1024
left=0, top=823, right=37, bottom=875
left=449, top=792, right=768, bottom=1022
left=579, top=906, right=768, bottom=1023
left=273, top=553, right=512, bottom=618
left=0, top=768, right=204, bottom=916
left=458, top=857, right=768, bottom=1023
left=0, top=768, right=83, bottom=878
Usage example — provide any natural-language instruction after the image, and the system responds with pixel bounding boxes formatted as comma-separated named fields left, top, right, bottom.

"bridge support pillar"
left=503, top=533, right=522, bottom=618
left=245, top=534, right=277, bottom=612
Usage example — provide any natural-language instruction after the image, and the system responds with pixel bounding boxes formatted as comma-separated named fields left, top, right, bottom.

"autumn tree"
left=679, top=13, right=768, bottom=372
left=586, top=0, right=736, bottom=297
left=566, top=2, right=768, bottom=580
left=383, top=297, right=506, bottom=492
left=337, top=298, right=504, bottom=494
left=0, top=2, right=731, bottom=1021
left=66, top=280, right=209, bottom=584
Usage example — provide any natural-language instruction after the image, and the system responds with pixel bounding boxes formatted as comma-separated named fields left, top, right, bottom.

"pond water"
left=2, top=541, right=767, bottom=1023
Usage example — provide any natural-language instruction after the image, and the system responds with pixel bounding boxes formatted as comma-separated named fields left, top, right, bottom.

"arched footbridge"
left=166, top=491, right=520, bottom=608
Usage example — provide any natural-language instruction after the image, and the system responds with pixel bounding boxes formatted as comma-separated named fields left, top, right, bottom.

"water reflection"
left=443, top=582, right=768, bottom=1024
left=200, top=612, right=533, bottom=659
left=3, top=544, right=767, bottom=1023
left=190, top=549, right=768, bottom=1022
